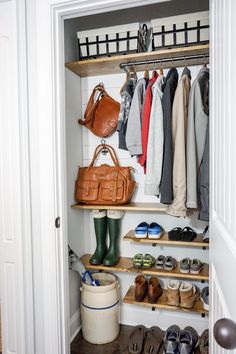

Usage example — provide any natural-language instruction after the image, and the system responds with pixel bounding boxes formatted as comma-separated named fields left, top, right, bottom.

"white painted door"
left=0, top=0, right=34, bottom=354
left=210, top=0, right=236, bottom=352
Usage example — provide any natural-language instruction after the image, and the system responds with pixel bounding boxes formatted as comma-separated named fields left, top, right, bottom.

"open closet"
left=64, top=1, right=210, bottom=352
left=2, top=0, right=236, bottom=353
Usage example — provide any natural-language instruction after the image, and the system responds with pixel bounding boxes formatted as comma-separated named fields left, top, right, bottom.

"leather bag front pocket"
left=100, top=180, right=124, bottom=202
left=75, top=180, right=99, bottom=202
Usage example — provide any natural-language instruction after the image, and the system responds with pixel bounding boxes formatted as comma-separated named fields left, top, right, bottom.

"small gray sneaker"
left=180, top=258, right=190, bottom=273
left=190, top=259, right=203, bottom=274
left=179, top=326, right=199, bottom=354
left=164, top=325, right=180, bottom=353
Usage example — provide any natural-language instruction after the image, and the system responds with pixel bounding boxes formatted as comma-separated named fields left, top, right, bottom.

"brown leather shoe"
left=135, top=275, right=148, bottom=302
left=148, top=277, right=163, bottom=304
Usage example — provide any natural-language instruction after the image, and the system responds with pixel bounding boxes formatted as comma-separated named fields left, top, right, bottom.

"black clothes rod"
left=119, top=53, right=209, bottom=71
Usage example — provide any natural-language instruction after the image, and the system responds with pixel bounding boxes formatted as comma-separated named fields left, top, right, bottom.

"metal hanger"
left=101, top=139, right=108, bottom=155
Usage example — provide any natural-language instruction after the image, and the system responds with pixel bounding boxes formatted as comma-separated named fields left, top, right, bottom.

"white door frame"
left=24, top=1, right=162, bottom=354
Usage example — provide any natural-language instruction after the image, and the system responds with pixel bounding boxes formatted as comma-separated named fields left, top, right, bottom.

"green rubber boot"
left=103, top=211, right=123, bottom=267
left=90, top=211, right=108, bottom=265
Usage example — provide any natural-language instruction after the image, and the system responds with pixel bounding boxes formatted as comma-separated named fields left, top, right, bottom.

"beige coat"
left=167, top=69, right=191, bottom=217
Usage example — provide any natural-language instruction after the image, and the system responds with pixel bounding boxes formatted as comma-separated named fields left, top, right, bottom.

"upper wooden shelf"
left=80, top=254, right=209, bottom=281
left=65, top=44, right=209, bottom=77
left=123, top=230, right=209, bottom=249
left=71, top=202, right=167, bottom=212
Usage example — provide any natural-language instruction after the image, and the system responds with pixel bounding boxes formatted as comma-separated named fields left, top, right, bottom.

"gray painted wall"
left=64, top=0, right=209, bottom=62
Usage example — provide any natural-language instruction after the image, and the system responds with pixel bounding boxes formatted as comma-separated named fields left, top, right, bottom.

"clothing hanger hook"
left=101, top=139, right=108, bottom=155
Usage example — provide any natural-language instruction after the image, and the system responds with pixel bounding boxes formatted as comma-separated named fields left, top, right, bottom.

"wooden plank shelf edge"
left=123, top=286, right=208, bottom=316
left=71, top=202, right=167, bottom=212
left=65, top=44, right=209, bottom=77
left=123, top=230, right=209, bottom=248
left=80, top=254, right=209, bottom=281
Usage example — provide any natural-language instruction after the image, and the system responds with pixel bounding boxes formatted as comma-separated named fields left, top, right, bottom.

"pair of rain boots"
left=89, top=210, right=123, bottom=267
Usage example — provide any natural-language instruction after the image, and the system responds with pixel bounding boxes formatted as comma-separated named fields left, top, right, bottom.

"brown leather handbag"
left=78, top=83, right=120, bottom=138
left=75, top=144, right=136, bottom=205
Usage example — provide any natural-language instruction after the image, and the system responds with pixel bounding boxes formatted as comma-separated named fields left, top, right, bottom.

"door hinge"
left=55, top=217, right=61, bottom=228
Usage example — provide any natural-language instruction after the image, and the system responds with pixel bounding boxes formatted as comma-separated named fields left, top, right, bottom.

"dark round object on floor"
left=214, top=318, right=236, bottom=349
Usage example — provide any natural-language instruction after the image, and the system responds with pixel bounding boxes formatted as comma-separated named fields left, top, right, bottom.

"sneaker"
left=180, top=282, right=199, bottom=309
left=156, top=255, right=165, bottom=269
left=200, top=286, right=209, bottom=311
left=202, top=225, right=209, bottom=243
left=199, top=329, right=209, bottom=354
left=178, top=326, right=199, bottom=354
left=180, top=258, right=190, bottom=273
left=148, top=222, right=164, bottom=239
left=164, top=325, right=180, bottom=354
left=135, top=222, right=149, bottom=239
left=190, top=259, right=203, bottom=274
left=167, top=280, right=180, bottom=306
left=164, top=256, right=177, bottom=271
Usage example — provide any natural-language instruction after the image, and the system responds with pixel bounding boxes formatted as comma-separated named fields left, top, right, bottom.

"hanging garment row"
left=117, top=63, right=209, bottom=221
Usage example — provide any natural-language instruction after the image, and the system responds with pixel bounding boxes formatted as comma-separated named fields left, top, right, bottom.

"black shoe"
left=178, top=326, right=198, bottom=354
left=164, top=325, right=180, bottom=353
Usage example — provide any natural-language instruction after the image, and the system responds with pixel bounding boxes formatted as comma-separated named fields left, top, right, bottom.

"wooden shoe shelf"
left=123, top=286, right=208, bottom=316
left=80, top=223, right=209, bottom=316
left=80, top=254, right=209, bottom=281
left=123, top=230, right=208, bottom=249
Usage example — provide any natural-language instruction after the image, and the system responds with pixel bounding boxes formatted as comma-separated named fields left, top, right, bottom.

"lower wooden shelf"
left=80, top=254, right=209, bottom=281
left=123, top=286, right=208, bottom=316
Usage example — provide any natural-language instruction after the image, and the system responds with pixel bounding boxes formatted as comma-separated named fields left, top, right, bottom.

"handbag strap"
left=87, top=144, right=129, bottom=180
left=87, top=144, right=120, bottom=169
left=78, top=84, right=109, bottom=126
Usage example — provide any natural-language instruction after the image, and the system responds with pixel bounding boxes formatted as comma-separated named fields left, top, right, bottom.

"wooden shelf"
left=123, top=286, right=208, bottom=316
left=65, top=44, right=209, bottom=77
left=71, top=202, right=167, bottom=212
left=123, top=230, right=209, bottom=249
left=80, top=254, right=209, bottom=281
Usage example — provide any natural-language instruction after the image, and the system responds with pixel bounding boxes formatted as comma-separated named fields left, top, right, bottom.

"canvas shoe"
left=164, top=325, right=180, bottom=354
left=178, top=326, right=199, bottom=354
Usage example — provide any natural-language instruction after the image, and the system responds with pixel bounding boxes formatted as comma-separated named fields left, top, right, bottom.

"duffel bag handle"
left=87, top=144, right=120, bottom=169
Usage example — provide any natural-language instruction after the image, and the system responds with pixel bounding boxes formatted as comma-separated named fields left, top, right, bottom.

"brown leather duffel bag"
left=75, top=144, right=136, bottom=205
left=78, top=83, right=120, bottom=138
